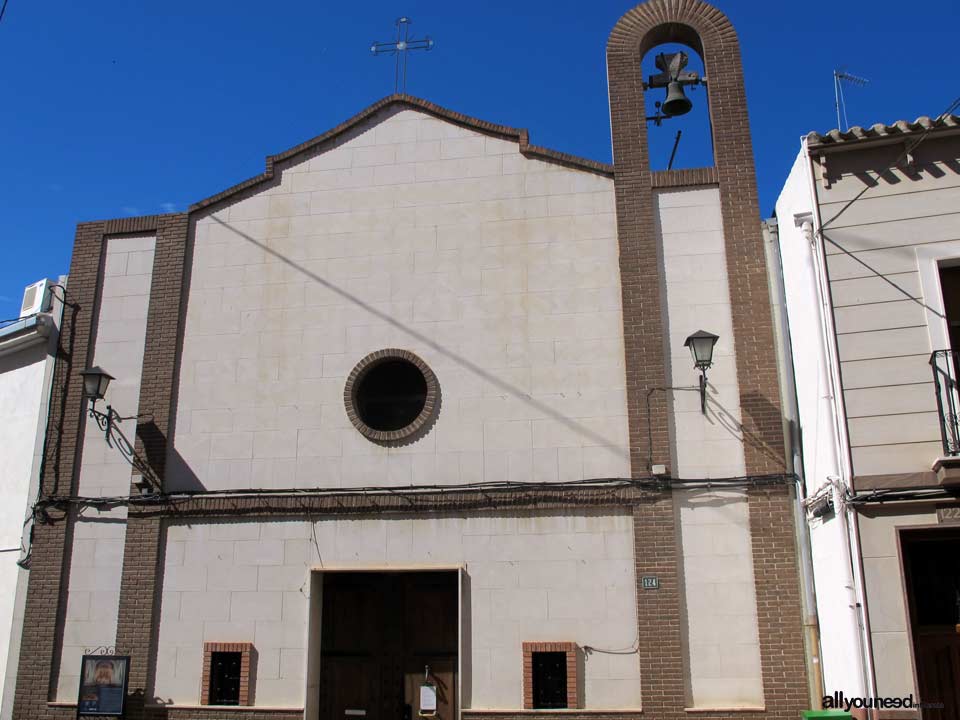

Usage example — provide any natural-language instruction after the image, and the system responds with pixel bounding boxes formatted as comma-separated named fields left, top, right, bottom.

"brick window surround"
left=522, top=642, right=579, bottom=710
left=201, top=642, right=255, bottom=706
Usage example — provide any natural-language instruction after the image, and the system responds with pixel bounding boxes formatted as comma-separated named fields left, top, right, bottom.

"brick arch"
left=607, top=0, right=746, bottom=173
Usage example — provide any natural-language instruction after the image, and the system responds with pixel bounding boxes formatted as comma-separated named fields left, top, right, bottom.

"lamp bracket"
left=698, top=371, right=708, bottom=414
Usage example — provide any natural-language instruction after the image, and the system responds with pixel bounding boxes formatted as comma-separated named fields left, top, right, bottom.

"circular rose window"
left=344, top=349, right=439, bottom=444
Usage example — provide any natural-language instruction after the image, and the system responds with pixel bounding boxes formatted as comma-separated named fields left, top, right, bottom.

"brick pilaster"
left=112, top=213, right=191, bottom=717
left=633, top=497, right=684, bottom=716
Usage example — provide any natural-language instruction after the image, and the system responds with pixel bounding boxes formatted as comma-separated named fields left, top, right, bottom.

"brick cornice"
left=127, top=485, right=666, bottom=520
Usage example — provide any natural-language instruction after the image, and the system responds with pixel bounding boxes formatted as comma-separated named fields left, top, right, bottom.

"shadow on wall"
left=704, top=388, right=786, bottom=473
left=181, top=216, right=629, bottom=459
left=843, top=154, right=960, bottom=189
left=164, top=447, right=204, bottom=492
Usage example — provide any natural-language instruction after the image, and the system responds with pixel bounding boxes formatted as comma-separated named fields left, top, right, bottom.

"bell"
left=661, top=81, right=693, bottom=117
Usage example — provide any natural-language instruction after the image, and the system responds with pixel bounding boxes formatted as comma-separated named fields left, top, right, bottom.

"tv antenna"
left=371, top=17, right=434, bottom=94
left=834, top=69, right=869, bottom=131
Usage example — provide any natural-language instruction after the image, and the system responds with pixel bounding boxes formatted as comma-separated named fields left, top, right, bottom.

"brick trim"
left=746, top=485, right=809, bottom=713
left=201, top=643, right=255, bottom=706
left=189, top=94, right=612, bottom=213
left=631, top=497, right=683, bottom=715
left=521, top=642, right=579, bottom=710
left=650, top=167, right=719, bottom=188
left=343, top=348, right=440, bottom=445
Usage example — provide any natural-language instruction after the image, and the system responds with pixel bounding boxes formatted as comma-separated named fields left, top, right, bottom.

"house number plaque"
left=937, top=506, right=960, bottom=524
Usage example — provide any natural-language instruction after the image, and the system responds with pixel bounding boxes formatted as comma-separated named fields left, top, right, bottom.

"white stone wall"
left=154, top=511, right=640, bottom=710
left=172, top=107, right=629, bottom=491
left=676, top=490, right=762, bottom=707
left=57, top=236, right=155, bottom=700
left=655, top=187, right=745, bottom=479
left=654, top=188, right=762, bottom=708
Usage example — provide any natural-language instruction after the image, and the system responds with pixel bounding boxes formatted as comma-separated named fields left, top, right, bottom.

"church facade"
left=11, top=2, right=810, bottom=719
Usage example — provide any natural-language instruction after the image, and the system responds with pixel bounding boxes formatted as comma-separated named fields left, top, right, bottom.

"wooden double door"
left=903, top=532, right=960, bottom=719
left=319, top=571, right=458, bottom=720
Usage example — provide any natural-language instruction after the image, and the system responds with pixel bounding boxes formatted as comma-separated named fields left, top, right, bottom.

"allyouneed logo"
left=822, top=691, right=944, bottom=712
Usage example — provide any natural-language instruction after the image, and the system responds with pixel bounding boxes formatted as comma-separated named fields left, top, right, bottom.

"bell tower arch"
left=608, top=1, right=810, bottom=717
left=608, top=0, right=782, bottom=477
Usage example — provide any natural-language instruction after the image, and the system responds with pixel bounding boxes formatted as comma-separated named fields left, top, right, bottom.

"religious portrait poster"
left=76, top=655, right=130, bottom=717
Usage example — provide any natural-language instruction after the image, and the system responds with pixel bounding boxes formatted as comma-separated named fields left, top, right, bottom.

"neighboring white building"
left=0, top=279, right=65, bottom=720
left=772, top=115, right=960, bottom=708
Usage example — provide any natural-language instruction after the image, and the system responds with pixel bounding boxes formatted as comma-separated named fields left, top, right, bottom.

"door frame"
left=304, top=565, right=465, bottom=720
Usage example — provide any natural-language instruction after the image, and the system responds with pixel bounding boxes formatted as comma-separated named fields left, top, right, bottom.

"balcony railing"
left=931, top=349, right=960, bottom=456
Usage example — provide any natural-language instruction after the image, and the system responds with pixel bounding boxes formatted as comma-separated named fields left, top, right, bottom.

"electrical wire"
left=848, top=487, right=952, bottom=506
left=29, top=472, right=794, bottom=510
left=0, top=0, right=9, bottom=26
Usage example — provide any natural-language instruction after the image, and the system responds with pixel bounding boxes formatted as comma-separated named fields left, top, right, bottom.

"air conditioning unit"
left=20, top=279, right=54, bottom=318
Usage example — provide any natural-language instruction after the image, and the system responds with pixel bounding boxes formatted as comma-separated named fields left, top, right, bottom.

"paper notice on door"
left=344, top=711, right=366, bottom=717
left=419, top=683, right=437, bottom=716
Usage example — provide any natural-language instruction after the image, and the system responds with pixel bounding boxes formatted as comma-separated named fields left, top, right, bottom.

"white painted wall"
left=57, top=236, right=155, bottom=700
left=653, top=187, right=762, bottom=708
left=154, top=511, right=640, bottom=710
left=172, top=106, right=629, bottom=492
left=775, top=150, right=867, bottom=697
left=0, top=321, right=58, bottom=717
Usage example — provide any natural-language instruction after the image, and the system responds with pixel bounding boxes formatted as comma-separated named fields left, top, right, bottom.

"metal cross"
left=370, top=17, right=434, bottom=94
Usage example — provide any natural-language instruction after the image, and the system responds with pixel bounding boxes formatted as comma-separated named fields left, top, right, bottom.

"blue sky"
left=1, top=0, right=957, bottom=319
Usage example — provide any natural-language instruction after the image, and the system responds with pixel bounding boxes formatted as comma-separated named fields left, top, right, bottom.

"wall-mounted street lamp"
left=79, top=367, right=127, bottom=443
left=683, top=330, right=719, bottom=414
left=80, top=366, right=158, bottom=490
